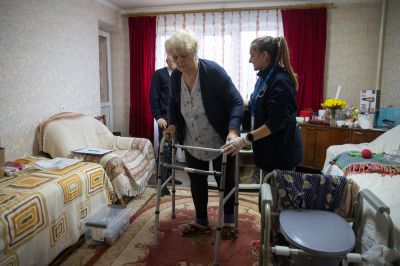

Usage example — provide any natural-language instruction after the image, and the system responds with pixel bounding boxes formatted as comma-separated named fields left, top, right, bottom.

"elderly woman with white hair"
left=163, top=29, right=244, bottom=239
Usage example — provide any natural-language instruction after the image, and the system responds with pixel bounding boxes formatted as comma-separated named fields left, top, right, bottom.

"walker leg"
left=153, top=138, right=166, bottom=247
left=213, top=154, right=228, bottom=266
left=153, top=174, right=162, bottom=247
left=171, top=140, right=176, bottom=219
left=213, top=187, right=224, bottom=266
left=234, top=154, right=240, bottom=234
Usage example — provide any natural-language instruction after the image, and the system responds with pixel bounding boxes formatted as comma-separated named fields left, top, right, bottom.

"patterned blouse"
left=180, top=73, right=224, bottom=161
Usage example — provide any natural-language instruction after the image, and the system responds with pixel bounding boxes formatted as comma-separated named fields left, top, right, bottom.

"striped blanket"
left=333, top=152, right=400, bottom=176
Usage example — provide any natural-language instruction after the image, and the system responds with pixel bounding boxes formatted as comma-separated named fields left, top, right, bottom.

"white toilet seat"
left=280, top=209, right=355, bottom=256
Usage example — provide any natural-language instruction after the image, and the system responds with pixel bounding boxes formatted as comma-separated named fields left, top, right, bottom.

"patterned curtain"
left=155, top=10, right=283, bottom=100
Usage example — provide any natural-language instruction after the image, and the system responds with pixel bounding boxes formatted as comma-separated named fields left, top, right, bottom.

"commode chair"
left=278, top=209, right=354, bottom=266
left=153, top=137, right=240, bottom=266
left=259, top=170, right=394, bottom=266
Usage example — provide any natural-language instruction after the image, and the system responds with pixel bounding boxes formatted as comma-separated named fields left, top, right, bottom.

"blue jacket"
left=251, top=64, right=303, bottom=171
left=150, top=67, right=170, bottom=121
left=168, top=59, right=244, bottom=144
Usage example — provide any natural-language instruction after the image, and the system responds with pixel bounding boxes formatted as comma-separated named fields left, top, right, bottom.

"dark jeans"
left=158, top=126, right=172, bottom=183
left=184, top=151, right=235, bottom=222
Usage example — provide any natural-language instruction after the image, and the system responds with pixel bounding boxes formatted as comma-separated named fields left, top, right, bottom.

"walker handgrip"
left=164, top=133, right=171, bottom=140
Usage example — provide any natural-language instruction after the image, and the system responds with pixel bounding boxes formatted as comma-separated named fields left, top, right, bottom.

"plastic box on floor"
left=84, top=206, right=131, bottom=245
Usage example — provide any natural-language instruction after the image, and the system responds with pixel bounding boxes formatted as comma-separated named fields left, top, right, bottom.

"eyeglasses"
left=171, top=53, right=192, bottom=62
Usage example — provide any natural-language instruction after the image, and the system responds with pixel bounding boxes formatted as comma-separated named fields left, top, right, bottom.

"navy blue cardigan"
left=251, top=64, right=303, bottom=171
left=150, top=67, right=170, bottom=121
left=168, top=59, right=244, bottom=144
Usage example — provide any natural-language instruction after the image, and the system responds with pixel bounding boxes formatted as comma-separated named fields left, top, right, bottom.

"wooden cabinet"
left=350, top=129, right=383, bottom=144
left=299, top=124, right=385, bottom=170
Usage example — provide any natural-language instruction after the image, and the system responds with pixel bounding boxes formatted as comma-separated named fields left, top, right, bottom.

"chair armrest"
left=112, top=136, right=134, bottom=150
left=112, top=137, right=154, bottom=160
left=260, top=183, right=273, bottom=205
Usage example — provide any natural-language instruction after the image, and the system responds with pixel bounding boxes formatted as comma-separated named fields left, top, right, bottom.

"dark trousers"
left=184, top=151, right=235, bottom=221
left=157, top=126, right=172, bottom=182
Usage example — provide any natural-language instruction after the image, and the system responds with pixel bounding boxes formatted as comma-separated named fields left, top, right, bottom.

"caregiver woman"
left=222, top=36, right=303, bottom=172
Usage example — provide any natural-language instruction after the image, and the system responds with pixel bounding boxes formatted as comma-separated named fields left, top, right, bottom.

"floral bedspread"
left=0, top=157, right=113, bottom=266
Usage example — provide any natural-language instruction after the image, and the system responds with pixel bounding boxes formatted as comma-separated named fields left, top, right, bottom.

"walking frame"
left=259, top=170, right=394, bottom=266
left=153, top=136, right=240, bottom=266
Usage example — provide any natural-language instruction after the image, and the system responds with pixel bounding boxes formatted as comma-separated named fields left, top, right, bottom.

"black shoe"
left=161, top=187, right=171, bottom=197
left=169, top=179, right=183, bottom=185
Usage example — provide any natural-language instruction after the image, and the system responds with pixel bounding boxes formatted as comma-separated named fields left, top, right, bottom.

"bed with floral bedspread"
left=0, top=157, right=113, bottom=266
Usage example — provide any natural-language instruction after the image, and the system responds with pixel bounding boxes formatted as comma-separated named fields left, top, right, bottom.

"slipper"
left=250, top=239, right=260, bottom=257
left=181, top=222, right=211, bottom=237
left=221, top=225, right=237, bottom=240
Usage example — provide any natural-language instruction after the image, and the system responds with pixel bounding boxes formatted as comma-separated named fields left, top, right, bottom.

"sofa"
left=37, top=112, right=156, bottom=203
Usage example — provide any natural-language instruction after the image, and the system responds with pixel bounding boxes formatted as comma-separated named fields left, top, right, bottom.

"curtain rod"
left=124, top=3, right=334, bottom=17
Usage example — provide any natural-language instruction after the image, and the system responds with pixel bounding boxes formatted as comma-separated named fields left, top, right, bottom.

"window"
left=155, top=10, right=283, bottom=100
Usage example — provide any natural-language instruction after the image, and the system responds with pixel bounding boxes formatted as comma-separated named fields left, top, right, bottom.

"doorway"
left=99, top=31, right=113, bottom=131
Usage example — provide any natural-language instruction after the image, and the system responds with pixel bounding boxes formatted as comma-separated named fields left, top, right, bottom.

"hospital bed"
left=321, top=125, right=400, bottom=265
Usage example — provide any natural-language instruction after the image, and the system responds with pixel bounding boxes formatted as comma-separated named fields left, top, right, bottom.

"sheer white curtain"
left=155, top=10, right=283, bottom=100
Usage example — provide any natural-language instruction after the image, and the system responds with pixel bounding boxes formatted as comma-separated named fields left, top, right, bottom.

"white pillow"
left=370, top=125, right=400, bottom=154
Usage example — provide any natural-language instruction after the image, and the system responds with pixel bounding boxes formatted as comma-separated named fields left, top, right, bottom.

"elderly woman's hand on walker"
left=163, top=125, right=176, bottom=140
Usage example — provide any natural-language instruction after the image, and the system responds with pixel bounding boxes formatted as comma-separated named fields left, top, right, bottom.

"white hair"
left=165, top=29, right=198, bottom=56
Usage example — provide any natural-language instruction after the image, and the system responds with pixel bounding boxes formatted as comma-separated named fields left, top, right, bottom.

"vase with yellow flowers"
left=321, top=98, right=347, bottom=126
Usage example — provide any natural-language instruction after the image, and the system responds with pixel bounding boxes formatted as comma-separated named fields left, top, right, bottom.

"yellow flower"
left=321, top=98, right=347, bottom=109
left=332, top=176, right=340, bottom=185
left=278, top=189, right=287, bottom=198
left=326, top=193, right=332, bottom=203
left=284, top=174, right=294, bottom=183
left=303, top=180, right=311, bottom=189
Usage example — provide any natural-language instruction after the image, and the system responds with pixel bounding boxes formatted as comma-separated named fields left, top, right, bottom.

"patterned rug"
left=62, top=187, right=261, bottom=266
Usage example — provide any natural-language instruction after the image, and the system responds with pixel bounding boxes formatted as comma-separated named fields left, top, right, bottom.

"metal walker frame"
left=153, top=137, right=240, bottom=266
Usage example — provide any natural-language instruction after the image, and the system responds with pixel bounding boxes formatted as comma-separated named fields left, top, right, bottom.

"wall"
left=0, top=0, right=100, bottom=160
left=325, top=3, right=381, bottom=108
left=1, top=0, right=398, bottom=160
left=325, top=0, right=400, bottom=109
left=381, top=0, right=400, bottom=107
left=96, top=3, right=130, bottom=136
